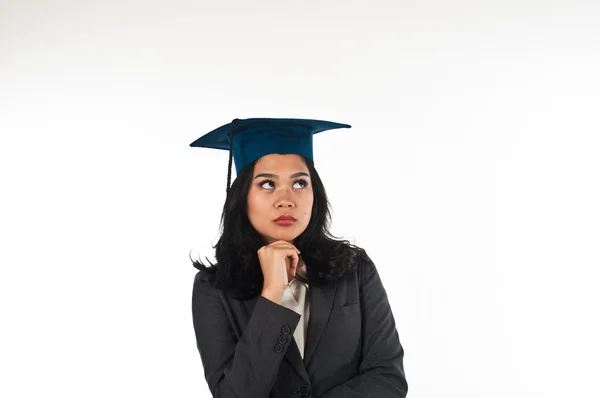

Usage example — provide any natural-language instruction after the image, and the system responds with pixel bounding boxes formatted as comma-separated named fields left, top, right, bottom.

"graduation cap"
left=190, top=118, right=351, bottom=193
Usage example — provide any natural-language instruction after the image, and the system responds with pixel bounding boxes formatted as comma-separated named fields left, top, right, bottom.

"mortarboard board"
left=190, top=118, right=351, bottom=193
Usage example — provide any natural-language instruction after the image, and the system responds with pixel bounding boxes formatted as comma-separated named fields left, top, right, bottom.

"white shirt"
left=280, top=261, right=310, bottom=359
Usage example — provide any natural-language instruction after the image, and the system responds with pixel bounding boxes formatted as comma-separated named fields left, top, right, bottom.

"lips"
left=275, top=215, right=296, bottom=221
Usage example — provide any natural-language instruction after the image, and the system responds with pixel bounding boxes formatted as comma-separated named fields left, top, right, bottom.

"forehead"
left=253, top=154, right=309, bottom=174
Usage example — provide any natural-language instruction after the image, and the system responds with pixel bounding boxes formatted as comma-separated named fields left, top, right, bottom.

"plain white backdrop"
left=1, top=0, right=599, bottom=397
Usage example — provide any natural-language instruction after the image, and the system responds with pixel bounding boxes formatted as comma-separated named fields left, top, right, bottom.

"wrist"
left=261, top=287, right=284, bottom=304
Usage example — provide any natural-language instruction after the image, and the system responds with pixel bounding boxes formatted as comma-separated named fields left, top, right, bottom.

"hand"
left=257, top=240, right=301, bottom=300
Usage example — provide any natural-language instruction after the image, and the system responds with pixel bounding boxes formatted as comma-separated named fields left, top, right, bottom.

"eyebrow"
left=254, top=172, right=310, bottom=180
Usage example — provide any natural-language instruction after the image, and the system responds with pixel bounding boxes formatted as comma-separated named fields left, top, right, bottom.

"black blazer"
left=191, top=253, right=408, bottom=398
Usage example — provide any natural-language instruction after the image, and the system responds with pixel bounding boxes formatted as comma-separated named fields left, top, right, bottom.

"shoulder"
left=333, top=245, right=376, bottom=283
left=192, top=268, right=219, bottom=298
left=352, top=247, right=378, bottom=285
left=191, top=256, right=219, bottom=286
left=195, top=267, right=217, bottom=283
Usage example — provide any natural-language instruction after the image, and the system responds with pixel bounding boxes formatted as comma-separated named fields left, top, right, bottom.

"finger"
left=283, top=256, right=294, bottom=280
left=285, top=258, right=294, bottom=278
left=289, top=251, right=299, bottom=275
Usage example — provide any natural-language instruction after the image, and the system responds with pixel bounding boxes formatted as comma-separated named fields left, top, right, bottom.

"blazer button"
left=274, top=344, right=284, bottom=353
left=281, top=325, right=291, bottom=335
left=298, top=386, right=310, bottom=397
left=278, top=335, right=287, bottom=344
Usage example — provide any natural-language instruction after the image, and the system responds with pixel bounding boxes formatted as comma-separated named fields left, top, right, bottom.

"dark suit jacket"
left=191, top=252, right=408, bottom=398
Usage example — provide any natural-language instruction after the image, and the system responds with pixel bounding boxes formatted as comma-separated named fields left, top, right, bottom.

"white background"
left=1, top=1, right=599, bottom=397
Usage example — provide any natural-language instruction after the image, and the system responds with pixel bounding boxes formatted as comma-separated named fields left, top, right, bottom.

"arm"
left=319, top=253, right=408, bottom=398
left=192, top=273, right=301, bottom=398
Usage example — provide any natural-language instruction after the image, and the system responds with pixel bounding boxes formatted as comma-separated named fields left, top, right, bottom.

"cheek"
left=246, top=191, right=258, bottom=218
left=247, top=191, right=267, bottom=218
left=302, top=194, right=314, bottom=220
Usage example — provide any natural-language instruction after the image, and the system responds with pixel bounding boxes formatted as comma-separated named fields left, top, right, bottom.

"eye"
left=294, top=179, right=309, bottom=188
left=260, top=180, right=276, bottom=189
left=258, top=179, right=309, bottom=190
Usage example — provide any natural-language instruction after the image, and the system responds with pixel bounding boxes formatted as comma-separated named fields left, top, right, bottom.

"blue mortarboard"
left=190, top=118, right=351, bottom=192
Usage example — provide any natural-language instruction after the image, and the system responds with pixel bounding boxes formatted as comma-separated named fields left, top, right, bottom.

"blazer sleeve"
left=319, top=254, right=408, bottom=398
left=192, top=272, right=302, bottom=398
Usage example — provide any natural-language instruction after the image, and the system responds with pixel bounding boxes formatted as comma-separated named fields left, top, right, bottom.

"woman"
left=190, top=118, right=408, bottom=398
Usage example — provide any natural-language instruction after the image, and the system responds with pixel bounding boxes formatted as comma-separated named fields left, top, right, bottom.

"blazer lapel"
left=285, top=338, right=310, bottom=383
left=303, top=280, right=337, bottom=368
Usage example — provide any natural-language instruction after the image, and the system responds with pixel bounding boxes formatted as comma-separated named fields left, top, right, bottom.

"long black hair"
left=190, top=155, right=363, bottom=300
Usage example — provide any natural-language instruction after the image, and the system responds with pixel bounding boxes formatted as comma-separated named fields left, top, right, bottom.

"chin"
left=268, top=232, right=299, bottom=242
left=263, top=227, right=303, bottom=243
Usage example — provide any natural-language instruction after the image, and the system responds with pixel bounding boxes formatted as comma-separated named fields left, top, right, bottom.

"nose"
left=275, top=187, right=295, bottom=208
left=276, top=199, right=294, bottom=208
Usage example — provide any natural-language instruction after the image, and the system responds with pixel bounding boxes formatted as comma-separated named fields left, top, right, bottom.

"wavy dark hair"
left=190, top=155, right=362, bottom=300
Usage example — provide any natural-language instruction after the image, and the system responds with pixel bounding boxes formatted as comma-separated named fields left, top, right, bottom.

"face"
left=247, top=154, right=314, bottom=245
